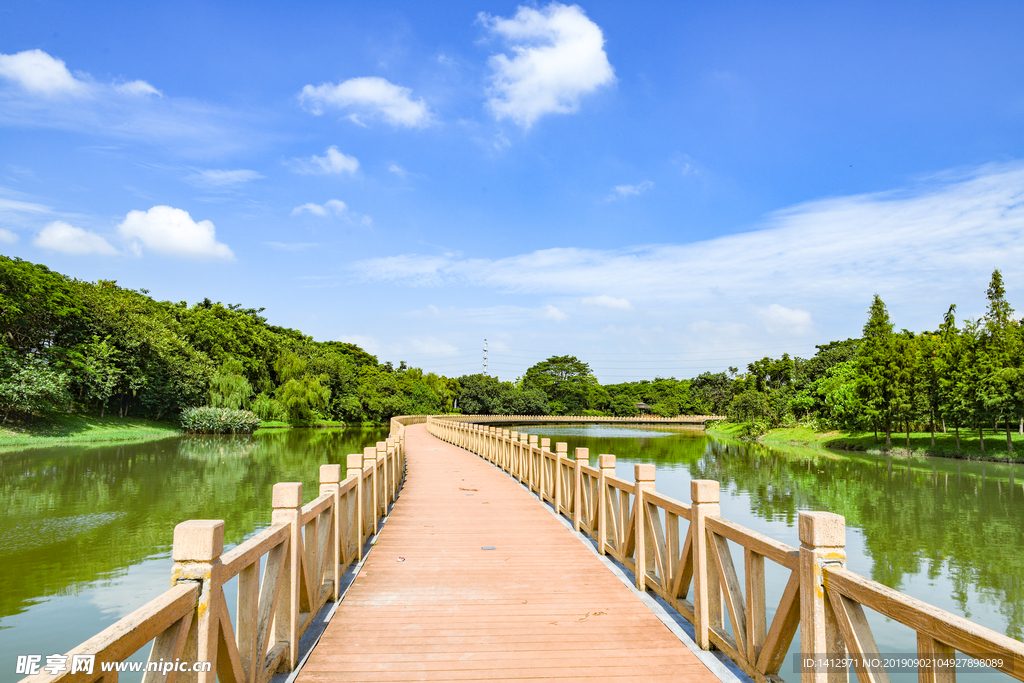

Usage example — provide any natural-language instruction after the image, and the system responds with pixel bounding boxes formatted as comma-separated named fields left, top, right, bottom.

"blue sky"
left=2, top=1, right=1024, bottom=382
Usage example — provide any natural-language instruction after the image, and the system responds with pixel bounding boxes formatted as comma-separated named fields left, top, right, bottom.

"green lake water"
left=509, top=423, right=1024, bottom=682
left=2, top=423, right=1022, bottom=683
left=0, top=427, right=388, bottom=683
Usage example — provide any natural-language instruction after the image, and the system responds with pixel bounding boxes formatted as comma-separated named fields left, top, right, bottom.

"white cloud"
left=118, top=205, right=233, bottom=260
left=0, top=49, right=161, bottom=98
left=757, top=304, right=814, bottom=335
left=351, top=162, right=1024, bottom=337
left=388, top=164, right=408, bottom=179
left=542, top=304, right=567, bottom=321
left=33, top=221, right=117, bottom=255
left=607, top=180, right=653, bottom=201
left=292, top=146, right=360, bottom=175
left=0, top=50, right=246, bottom=155
left=481, top=2, right=615, bottom=128
left=290, top=199, right=372, bottom=227
left=0, top=197, right=50, bottom=213
left=582, top=295, right=632, bottom=310
left=291, top=199, right=348, bottom=217
left=0, top=49, right=87, bottom=95
left=0, top=228, right=18, bottom=243
left=185, top=169, right=263, bottom=187
left=298, top=76, right=432, bottom=128
left=263, top=242, right=319, bottom=251
left=114, top=80, right=162, bottom=97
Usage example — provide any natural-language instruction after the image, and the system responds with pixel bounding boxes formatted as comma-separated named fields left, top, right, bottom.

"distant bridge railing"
left=19, top=415, right=423, bottom=683
left=427, top=416, right=1024, bottom=683
left=444, top=413, right=725, bottom=425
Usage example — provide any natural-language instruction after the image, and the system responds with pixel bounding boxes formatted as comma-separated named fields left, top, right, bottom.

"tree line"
left=0, top=257, right=732, bottom=425
left=725, top=270, right=1024, bottom=453
left=6, top=257, right=1017, bottom=443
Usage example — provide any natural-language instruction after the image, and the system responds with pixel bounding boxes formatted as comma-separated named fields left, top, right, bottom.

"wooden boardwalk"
left=296, top=424, right=722, bottom=683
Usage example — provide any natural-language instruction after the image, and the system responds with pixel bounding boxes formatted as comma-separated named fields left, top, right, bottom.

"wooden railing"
left=428, top=416, right=1024, bottom=683
left=435, top=413, right=724, bottom=425
left=21, top=416, right=420, bottom=683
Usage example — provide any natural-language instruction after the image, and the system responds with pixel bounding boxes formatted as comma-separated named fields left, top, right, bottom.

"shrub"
left=180, top=406, right=262, bottom=434
left=0, top=350, right=72, bottom=421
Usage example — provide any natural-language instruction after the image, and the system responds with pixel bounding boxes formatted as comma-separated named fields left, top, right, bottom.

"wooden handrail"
left=427, top=414, right=1024, bottom=683
left=825, top=566, right=1024, bottom=680
left=21, top=583, right=199, bottom=683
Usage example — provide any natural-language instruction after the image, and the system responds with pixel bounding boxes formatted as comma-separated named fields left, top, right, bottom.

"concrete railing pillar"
left=170, top=519, right=225, bottom=683
left=271, top=483, right=303, bottom=670
left=634, top=464, right=656, bottom=591
left=573, top=447, right=589, bottom=532
left=597, top=454, right=615, bottom=555
left=363, top=447, right=378, bottom=531
left=799, top=511, right=847, bottom=683
left=346, top=454, right=363, bottom=561
left=691, top=479, right=721, bottom=650
left=319, top=465, right=342, bottom=602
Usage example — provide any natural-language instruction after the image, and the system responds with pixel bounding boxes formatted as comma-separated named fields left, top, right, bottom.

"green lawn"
left=0, top=413, right=181, bottom=449
left=255, top=419, right=351, bottom=430
left=709, top=422, right=1024, bottom=462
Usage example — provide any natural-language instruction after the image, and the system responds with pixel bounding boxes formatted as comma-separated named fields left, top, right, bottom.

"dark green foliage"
left=179, top=406, right=262, bottom=433
left=521, top=355, right=601, bottom=414
left=603, top=377, right=694, bottom=417
left=5, top=257, right=1022, bottom=438
left=456, top=374, right=549, bottom=415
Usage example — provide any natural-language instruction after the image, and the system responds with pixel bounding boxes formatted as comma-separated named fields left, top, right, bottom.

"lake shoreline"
left=708, top=421, right=1024, bottom=464
left=0, top=414, right=396, bottom=449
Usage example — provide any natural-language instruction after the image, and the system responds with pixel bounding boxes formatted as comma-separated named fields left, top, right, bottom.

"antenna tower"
left=483, top=339, right=488, bottom=376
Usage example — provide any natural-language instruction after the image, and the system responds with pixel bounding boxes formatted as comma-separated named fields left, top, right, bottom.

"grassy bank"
left=0, top=414, right=181, bottom=450
left=708, top=422, right=1024, bottom=462
left=255, top=420, right=370, bottom=430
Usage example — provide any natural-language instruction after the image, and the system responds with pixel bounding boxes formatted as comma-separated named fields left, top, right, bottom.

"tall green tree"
left=979, top=269, right=1020, bottom=452
left=521, top=355, right=599, bottom=415
left=857, top=295, right=898, bottom=447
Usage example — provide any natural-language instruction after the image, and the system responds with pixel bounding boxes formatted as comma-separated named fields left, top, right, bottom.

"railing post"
left=507, top=431, right=517, bottom=472
left=170, top=519, right=224, bottom=683
left=540, top=438, right=552, bottom=498
left=271, top=483, right=303, bottom=670
left=528, top=435, right=539, bottom=490
left=518, top=433, right=528, bottom=477
left=385, top=438, right=396, bottom=502
left=346, top=454, right=363, bottom=561
left=597, top=454, right=615, bottom=555
left=691, top=479, right=721, bottom=651
left=398, top=433, right=405, bottom=482
left=799, top=511, right=847, bottom=683
left=319, top=465, right=342, bottom=602
left=376, top=441, right=387, bottom=516
left=634, top=464, right=655, bottom=591
left=554, top=442, right=567, bottom=511
left=502, top=430, right=510, bottom=469
left=573, top=448, right=589, bottom=532
left=363, top=447, right=378, bottom=532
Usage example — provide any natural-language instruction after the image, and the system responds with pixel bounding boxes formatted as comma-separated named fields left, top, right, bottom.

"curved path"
left=296, top=423, right=722, bottom=682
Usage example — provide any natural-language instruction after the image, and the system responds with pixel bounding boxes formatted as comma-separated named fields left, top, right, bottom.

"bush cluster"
left=180, top=407, right=262, bottom=434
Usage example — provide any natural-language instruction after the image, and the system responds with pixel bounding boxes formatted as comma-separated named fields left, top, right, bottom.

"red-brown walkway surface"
left=296, top=423, right=722, bottom=682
